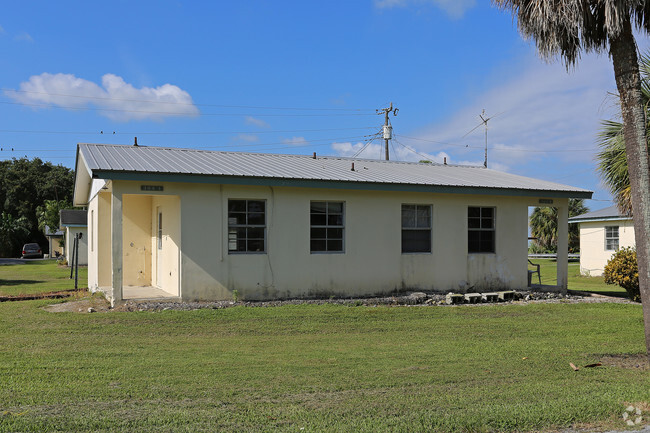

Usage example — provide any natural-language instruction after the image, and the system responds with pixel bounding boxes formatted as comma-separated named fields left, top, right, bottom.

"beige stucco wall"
left=88, top=192, right=112, bottom=291
left=578, top=219, right=635, bottom=276
left=91, top=179, right=558, bottom=302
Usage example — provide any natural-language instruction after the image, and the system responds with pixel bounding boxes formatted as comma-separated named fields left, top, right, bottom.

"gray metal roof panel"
left=568, top=205, right=630, bottom=222
left=78, top=143, right=590, bottom=195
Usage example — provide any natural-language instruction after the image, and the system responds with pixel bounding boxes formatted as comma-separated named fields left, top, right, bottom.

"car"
left=21, top=243, right=43, bottom=259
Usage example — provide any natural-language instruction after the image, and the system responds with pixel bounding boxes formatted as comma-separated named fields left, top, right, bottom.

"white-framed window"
left=401, top=204, right=431, bottom=253
left=310, top=201, right=344, bottom=253
left=228, top=199, right=266, bottom=253
left=468, top=206, right=495, bottom=253
left=605, top=226, right=619, bottom=251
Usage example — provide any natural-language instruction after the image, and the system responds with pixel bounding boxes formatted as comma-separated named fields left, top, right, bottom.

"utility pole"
left=377, top=102, right=398, bottom=160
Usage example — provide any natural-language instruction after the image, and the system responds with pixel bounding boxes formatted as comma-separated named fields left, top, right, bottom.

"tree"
left=530, top=199, right=588, bottom=253
left=36, top=199, right=72, bottom=234
left=0, top=157, right=74, bottom=256
left=596, top=53, right=650, bottom=216
left=494, top=0, right=650, bottom=361
left=0, top=212, right=30, bottom=257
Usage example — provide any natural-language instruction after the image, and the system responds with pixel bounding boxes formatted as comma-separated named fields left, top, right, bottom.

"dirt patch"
left=599, top=354, right=649, bottom=370
left=44, top=296, right=110, bottom=313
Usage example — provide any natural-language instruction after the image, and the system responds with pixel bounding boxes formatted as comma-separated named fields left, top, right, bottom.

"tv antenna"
left=479, top=109, right=493, bottom=168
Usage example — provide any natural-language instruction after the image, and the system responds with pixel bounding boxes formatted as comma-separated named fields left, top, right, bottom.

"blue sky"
left=2, top=0, right=647, bottom=211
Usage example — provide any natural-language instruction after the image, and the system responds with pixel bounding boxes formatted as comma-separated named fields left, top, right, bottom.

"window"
left=468, top=207, right=495, bottom=253
left=228, top=200, right=266, bottom=253
left=402, top=204, right=431, bottom=253
left=310, top=201, right=344, bottom=253
left=605, top=226, right=619, bottom=250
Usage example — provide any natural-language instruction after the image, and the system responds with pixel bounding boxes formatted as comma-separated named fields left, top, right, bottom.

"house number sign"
left=141, top=185, right=164, bottom=192
left=538, top=199, right=553, bottom=204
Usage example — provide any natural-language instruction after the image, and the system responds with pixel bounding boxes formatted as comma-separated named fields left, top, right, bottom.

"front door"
left=156, top=208, right=163, bottom=288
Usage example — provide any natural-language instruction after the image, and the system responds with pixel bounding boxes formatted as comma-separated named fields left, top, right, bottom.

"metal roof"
left=568, top=205, right=631, bottom=223
left=75, top=143, right=592, bottom=201
left=60, top=209, right=87, bottom=226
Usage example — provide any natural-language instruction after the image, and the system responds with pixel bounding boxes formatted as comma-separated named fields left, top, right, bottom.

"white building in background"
left=60, top=209, right=88, bottom=266
left=72, top=143, right=591, bottom=306
left=569, top=206, right=635, bottom=276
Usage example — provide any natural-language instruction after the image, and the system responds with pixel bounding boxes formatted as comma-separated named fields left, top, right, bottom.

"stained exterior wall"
left=92, top=180, right=543, bottom=302
left=578, top=219, right=635, bottom=276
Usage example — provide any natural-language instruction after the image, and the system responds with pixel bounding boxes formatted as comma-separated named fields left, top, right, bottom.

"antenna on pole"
left=479, top=109, right=492, bottom=168
left=377, top=102, right=398, bottom=160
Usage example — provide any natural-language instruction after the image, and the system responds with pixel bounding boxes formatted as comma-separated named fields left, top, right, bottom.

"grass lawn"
left=0, top=299, right=648, bottom=432
left=0, top=260, right=88, bottom=297
left=528, top=258, right=627, bottom=297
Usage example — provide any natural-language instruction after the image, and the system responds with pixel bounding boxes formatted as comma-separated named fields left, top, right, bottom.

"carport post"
left=69, top=233, right=77, bottom=279
left=74, top=234, right=79, bottom=289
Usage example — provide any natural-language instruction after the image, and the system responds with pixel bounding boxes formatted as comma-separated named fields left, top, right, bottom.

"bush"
left=603, top=247, right=640, bottom=301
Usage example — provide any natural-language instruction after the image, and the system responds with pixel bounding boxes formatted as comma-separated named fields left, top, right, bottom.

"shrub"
left=603, top=247, right=640, bottom=302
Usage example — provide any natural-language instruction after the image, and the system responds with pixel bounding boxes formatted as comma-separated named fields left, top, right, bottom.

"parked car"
left=21, top=243, right=43, bottom=259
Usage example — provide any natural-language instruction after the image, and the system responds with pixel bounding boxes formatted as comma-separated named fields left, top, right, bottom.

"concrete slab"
left=123, top=286, right=177, bottom=300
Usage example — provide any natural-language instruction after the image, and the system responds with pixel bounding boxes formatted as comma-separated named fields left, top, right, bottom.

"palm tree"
left=596, top=53, right=650, bottom=216
left=596, top=119, right=634, bottom=215
left=530, top=199, right=589, bottom=253
left=493, top=0, right=650, bottom=360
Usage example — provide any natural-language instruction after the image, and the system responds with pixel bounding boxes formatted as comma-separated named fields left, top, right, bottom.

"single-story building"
left=568, top=205, right=634, bottom=276
left=72, top=143, right=592, bottom=306
left=60, top=209, right=88, bottom=266
left=44, top=225, right=64, bottom=258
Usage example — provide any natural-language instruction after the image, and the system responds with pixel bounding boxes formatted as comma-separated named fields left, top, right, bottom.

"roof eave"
left=91, top=170, right=593, bottom=199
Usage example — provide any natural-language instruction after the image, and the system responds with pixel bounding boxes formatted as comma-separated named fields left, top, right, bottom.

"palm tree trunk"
left=610, top=17, right=650, bottom=361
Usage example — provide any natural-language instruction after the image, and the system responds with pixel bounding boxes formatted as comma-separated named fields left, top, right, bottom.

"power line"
left=2, top=88, right=373, bottom=112
left=0, top=100, right=376, bottom=117
left=0, top=126, right=378, bottom=136
left=396, top=134, right=596, bottom=153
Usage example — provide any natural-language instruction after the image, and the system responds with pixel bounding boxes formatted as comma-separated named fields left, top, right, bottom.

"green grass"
left=528, top=258, right=627, bottom=297
left=0, top=299, right=647, bottom=432
left=0, top=260, right=88, bottom=297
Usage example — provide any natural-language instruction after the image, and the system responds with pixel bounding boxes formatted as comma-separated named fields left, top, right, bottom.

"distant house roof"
left=568, top=205, right=631, bottom=223
left=60, top=209, right=87, bottom=227
left=44, top=225, right=64, bottom=236
left=73, top=143, right=592, bottom=205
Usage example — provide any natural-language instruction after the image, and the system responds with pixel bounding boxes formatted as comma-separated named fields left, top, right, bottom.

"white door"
left=156, top=208, right=163, bottom=288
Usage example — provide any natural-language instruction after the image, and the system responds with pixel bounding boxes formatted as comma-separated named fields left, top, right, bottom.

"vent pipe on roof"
left=313, top=152, right=316, bottom=159
left=351, top=162, right=355, bottom=171
left=134, top=137, right=138, bottom=146
left=444, top=157, right=447, bottom=165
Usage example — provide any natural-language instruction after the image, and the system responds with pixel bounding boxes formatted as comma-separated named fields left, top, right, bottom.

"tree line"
left=0, top=157, right=75, bottom=257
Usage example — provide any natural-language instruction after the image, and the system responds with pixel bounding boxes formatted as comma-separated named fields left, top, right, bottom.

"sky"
left=2, top=0, right=648, bottom=211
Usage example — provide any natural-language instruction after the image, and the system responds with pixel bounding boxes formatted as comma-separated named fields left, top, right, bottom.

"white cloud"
left=234, top=134, right=259, bottom=143
left=374, top=0, right=476, bottom=18
left=283, top=136, right=308, bottom=146
left=14, top=32, right=33, bottom=42
left=0, top=25, right=5, bottom=34
left=407, top=54, right=616, bottom=172
left=5, top=72, right=199, bottom=121
left=245, top=116, right=270, bottom=128
left=331, top=140, right=450, bottom=164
